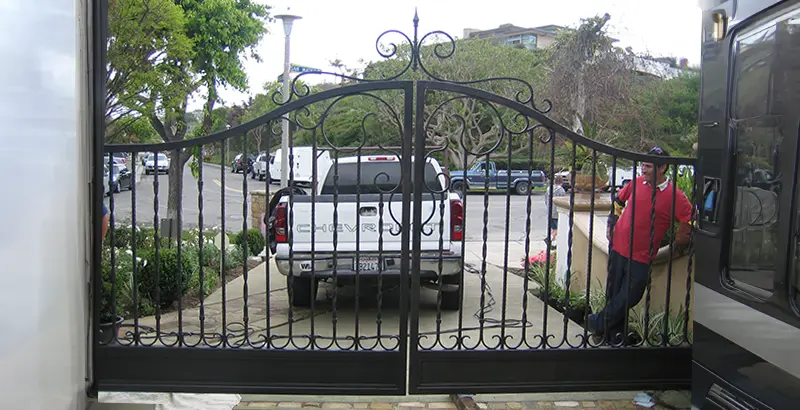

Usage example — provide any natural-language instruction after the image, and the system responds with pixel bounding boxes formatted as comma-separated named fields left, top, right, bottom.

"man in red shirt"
left=587, top=147, right=693, bottom=344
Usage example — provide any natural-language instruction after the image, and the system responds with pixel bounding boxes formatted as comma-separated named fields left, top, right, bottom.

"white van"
left=269, top=147, right=333, bottom=186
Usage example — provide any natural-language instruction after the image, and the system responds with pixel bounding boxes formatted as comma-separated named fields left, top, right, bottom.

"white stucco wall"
left=0, top=0, right=91, bottom=409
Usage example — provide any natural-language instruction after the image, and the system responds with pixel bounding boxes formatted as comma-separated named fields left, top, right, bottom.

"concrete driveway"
left=127, top=241, right=583, bottom=350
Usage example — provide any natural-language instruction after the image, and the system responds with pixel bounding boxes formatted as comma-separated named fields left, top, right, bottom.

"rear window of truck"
left=321, top=161, right=442, bottom=195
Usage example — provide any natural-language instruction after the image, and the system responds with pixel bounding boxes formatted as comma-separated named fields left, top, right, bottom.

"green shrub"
left=137, top=247, right=196, bottom=309
left=100, top=247, right=147, bottom=322
left=112, top=226, right=157, bottom=250
left=223, top=245, right=245, bottom=270
left=233, top=228, right=265, bottom=257
left=183, top=243, right=222, bottom=269
left=187, top=266, right=221, bottom=299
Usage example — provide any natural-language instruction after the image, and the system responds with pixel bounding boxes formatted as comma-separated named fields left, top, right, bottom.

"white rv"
left=269, top=147, right=333, bottom=186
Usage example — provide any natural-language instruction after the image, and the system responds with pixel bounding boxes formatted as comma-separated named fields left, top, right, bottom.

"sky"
left=190, top=0, right=703, bottom=110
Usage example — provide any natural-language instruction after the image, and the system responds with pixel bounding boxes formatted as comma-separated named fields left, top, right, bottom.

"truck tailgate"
left=285, top=194, right=451, bottom=253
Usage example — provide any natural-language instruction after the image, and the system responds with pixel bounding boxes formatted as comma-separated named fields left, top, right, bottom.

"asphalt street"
left=104, top=162, right=550, bottom=243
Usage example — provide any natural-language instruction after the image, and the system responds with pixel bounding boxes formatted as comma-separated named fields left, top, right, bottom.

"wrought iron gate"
left=94, top=15, right=693, bottom=395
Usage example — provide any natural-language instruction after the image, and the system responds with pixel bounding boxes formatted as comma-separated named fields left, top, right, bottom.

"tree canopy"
left=106, top=0, right=270, bottom=222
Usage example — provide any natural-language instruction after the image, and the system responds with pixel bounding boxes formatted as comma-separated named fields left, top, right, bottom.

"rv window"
left=726, top=11, right=800, bottom=295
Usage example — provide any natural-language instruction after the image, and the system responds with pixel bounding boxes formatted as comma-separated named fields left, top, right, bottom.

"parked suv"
left=231, top=153, right=254, bottom=173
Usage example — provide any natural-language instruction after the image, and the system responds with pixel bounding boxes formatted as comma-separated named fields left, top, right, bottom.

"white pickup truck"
left=272, top=155, right=464, bottom=310
left=251, top=152, right=270, bottom=181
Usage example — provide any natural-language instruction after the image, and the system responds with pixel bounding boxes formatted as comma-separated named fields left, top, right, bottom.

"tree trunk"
left=166, top=150, right=191, bottom=229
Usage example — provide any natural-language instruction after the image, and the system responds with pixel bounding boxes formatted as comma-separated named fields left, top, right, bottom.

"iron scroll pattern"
left=271, top=11, right=552, bottom=116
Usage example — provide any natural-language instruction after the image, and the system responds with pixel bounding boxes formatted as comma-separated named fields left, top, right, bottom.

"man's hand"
left=606, top=226, right=612, bottom=242
left=675, top=221, right=692, bottom=246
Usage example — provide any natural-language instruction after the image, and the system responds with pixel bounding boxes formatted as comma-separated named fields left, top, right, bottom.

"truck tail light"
left=275, top=204, right=288, bottom=243
left=450, top=198, right=464, bottom=241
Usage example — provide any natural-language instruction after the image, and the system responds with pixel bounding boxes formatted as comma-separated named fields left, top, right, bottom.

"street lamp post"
left=275, top=9, right=302, bottom=188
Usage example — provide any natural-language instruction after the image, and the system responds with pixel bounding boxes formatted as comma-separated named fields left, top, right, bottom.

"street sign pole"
left=280, top=35, right=291, bottom=188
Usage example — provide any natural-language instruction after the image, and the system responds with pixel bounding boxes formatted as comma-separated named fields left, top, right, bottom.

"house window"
left=521, top=33, right=538, bottom=50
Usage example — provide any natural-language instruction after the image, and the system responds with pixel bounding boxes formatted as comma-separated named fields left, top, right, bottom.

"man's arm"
left=674, top=191, right=695, bottom=246
left=101, top=203, right=109, bottom=243
left=607, top=181, right=632, bottom=240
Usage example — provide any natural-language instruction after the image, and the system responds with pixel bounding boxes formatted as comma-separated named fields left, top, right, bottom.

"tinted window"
left=727, top=12, right=800, bottom=295
left=321, top=161, right=442, bottom=195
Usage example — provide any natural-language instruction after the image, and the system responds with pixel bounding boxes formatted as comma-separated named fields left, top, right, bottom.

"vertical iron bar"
left=664, top=165, right=679, bottom=346
left=623, top=160, right=638, bottom=346
left=107, top=154, right=117, bottom=345
left=520, top=129, right=536, bottom=348
left=355, top=146, right=362, bottom=350
left=435, top=163, right=446, bottom=346
left=331, top=150, right=340, bottom=345
left=197, top=148, right=206, bottom=345
left=479, top=151, right=490, bottom=345
left=457, top=145, right=469, bottom=349
left=241, top=136, right=250, bottom=345
left=500, top=129, right=514, bottom=349
left=603, top=156, right=619, bottom=344
left=563, top=142, right=577, bottom=345
left=377, top=174, right=386, bottom=344
left=308, top=127, right=316, bottom=349
left=153, top=151, right=162, bottom=343
left=409, top=82, right=424, bottom=383
left=130, top=153, right=139, bottom=345
left=583, top=149, right=598, bottom=347
left=542, top=135, right=556, bottom=348
left=684, top=166, right=697, bottom=344
left=175, top=151, right=184, bottom=346
left=263, top=127, right=273, bottom=348
left=287, top=134, right=296, bottom=345
left=644, top=157, right=659, bottom=347
left=220, top=140, right=228, bottom=347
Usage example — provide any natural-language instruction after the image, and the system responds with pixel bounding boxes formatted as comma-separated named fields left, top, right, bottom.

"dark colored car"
left=110, top=163, right=132, bottom=193
left=231, top=153, right=255, bottom=173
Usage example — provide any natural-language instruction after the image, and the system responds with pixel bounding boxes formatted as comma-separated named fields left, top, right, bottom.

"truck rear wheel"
left=515, top=181, right=530, bottom=195
left=288, top=276, right=317, bottom=308
left=439, top=273, right=462, bottom=311
left=451, top=181, right=465, bottom=194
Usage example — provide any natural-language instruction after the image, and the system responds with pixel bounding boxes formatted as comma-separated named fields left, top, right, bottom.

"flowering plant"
left=522, top=250, right=548, bottom=268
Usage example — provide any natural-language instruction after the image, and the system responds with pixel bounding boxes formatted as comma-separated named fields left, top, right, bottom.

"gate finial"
left=412, top=9, right=420, bottom=72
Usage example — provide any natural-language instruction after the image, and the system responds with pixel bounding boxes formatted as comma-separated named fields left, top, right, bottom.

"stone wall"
left=251, top=191, right=268, bottom=232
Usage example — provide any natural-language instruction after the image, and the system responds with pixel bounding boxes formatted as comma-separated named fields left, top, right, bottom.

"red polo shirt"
left=612, top=175, right=693, bottom=264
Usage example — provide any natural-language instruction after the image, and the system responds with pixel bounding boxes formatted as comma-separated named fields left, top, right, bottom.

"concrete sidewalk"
left=236, top=390, right=691, bottom=409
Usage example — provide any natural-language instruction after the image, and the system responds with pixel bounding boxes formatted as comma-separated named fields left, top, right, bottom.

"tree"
left=545, top=13, right=636, bottom=136
left=609, top=72, right=700, bottom=155
left=108, top=0, right=270, bottom=225
left=240, top=82, right=282, bottom=154
left=362, top=38, right=551, bottom=168
left=105, top=0, right=192, bottom=136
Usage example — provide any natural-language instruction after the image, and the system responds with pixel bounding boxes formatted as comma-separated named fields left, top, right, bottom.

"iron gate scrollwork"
left=95, top=13, right=693, bottom=395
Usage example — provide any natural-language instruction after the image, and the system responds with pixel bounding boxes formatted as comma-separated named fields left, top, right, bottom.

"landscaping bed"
left=513, top=251, right=691, bottom=345
left=100, top=223, right=267, bottom=322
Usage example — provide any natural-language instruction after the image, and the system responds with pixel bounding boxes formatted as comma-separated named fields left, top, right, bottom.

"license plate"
left=354, top=257, right=379, bottom=272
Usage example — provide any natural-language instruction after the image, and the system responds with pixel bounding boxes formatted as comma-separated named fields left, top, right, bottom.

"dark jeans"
left=588, top=250, right=650, bottom=339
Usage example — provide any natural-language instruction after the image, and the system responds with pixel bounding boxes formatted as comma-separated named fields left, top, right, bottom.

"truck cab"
left=449, top=159, right=547, bottom=195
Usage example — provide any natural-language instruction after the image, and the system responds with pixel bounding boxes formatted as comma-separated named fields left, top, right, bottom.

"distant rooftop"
left=464, top=23, right=565, bottom=39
